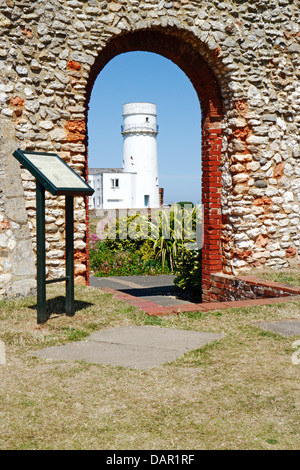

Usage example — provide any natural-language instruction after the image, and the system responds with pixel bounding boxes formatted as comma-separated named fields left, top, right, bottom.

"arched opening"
left=87, top=51, right=202, bottom=205
left=85, top=29, right=223, bottom=301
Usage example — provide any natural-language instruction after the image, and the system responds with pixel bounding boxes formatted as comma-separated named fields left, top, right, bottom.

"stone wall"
left=210, top=272, right=300, bottom=302
left=0, top=0, right=299, bottom=300
left=0, top=119, right=36, bottom=298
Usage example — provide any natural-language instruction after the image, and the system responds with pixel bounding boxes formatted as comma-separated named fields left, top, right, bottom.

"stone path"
left=34, top=326, right=223, bottom=369
left=32, top=275, right=300, bottom=370
left=90, top=274, right=194, bottom=309
left=254, top=320, right=300, bottom=336
left=33, top=319, right=300, bottom=369
left=90, top=274, right=300, bottom=316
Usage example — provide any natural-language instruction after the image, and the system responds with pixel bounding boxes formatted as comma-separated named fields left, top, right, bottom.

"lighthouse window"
left=111, top=178, right=119, bottom=188
left=144, top=195, right=149, bottom=207
left=145, top=117, right=149, bottom=122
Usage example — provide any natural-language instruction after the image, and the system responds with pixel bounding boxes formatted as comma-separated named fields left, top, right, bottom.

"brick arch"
left=86, top=29, right=224, bottom=301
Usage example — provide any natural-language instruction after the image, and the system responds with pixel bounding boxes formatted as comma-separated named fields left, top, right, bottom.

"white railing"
left=121, top=124, right=159, bottom=135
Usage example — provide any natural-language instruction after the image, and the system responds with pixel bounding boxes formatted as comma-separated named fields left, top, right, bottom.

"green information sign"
left=13, top=150, right=94, bottom=324
left=13, top=149, right=94, bottom=196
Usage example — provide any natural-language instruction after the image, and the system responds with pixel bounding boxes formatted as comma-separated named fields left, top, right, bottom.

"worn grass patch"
left=0, top=283, right=300, bottom=450
left=249, top=267, right=300, bottom=287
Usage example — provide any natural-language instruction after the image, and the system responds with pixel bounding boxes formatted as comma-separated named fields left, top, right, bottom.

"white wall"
left=102, top=172, right=136, bottom=209
left=88, top=174, right=102, bottom=210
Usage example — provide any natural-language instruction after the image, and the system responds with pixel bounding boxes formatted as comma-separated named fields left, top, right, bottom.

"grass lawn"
left=0, top=280, right=300, bottom=450
left=252, top=268, right=300, bottom=287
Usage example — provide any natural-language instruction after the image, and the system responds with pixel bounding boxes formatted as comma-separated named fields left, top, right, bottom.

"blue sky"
left=87, top=51, right=202, bottom=204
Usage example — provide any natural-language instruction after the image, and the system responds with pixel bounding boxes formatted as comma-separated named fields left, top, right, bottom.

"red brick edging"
left=99, top=286, right=300, bottom=317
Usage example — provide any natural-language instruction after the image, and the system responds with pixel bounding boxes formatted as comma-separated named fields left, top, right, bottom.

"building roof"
left=89, top=168, right=124, bottom=175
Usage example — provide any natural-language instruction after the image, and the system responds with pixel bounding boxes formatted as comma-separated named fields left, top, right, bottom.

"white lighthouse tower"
left=121, top=102, right=160, bottom=208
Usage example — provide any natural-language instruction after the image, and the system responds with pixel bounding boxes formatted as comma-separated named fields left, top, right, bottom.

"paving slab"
left=90, top=274, right=198, bottom=307
left=255, top=320, right=300, bottom=337
left=90, top=274, right=178, bottom=292
left=33, top=326, right=223, bottom=369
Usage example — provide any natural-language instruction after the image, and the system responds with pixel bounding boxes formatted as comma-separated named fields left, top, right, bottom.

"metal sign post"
left=36, top=180, right=46, bottom=324
left=65, top=195, right=74, bottom=317
left=13, top=150, right=94, bottom=324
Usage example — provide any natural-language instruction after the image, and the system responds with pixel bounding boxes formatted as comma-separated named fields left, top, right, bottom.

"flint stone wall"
left=0, top=0, right=299, bottom=299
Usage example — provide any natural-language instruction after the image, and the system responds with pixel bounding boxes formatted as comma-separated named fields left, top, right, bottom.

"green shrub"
left=89, top=214, right=170, bottom=276
left=137, top=239, right=156, bottom=262
left=148, top=204, right=202, bottom=295
left=90, top=205, right=202, bottom=294
left=149, top=203, right=202, bottom=271
left=174, top=249, right=202, bottom=296
left=90, top=239, right=170, bottom=277
left=176, top=201, right=194, bottom=208
left=149, top=204, right=186, bottom=271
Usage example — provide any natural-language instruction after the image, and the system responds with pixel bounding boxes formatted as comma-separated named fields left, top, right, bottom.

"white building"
left=88, top=168, right=137, bottom=210
left=88, top=102, right=161, bottom=210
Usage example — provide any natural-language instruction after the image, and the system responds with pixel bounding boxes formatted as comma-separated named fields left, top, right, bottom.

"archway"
left=87, top=51, right=202, bottom=206
left=85, top=29, right=223, bottom=301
